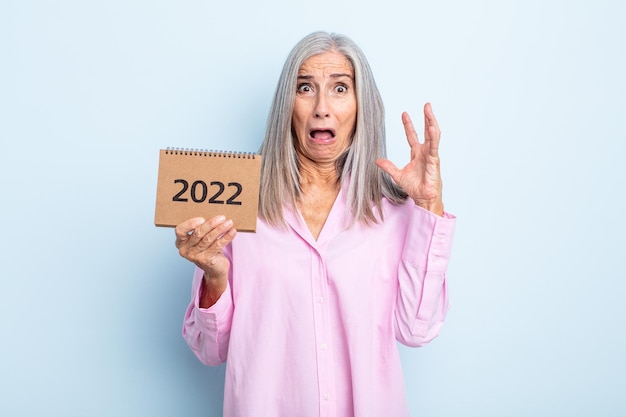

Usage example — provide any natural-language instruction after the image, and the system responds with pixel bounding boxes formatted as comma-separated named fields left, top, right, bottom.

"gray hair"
left=258, top=31, right=407, bottom=226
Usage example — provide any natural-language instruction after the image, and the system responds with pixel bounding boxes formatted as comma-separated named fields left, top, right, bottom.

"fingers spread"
left=423, top=102, right=439, bottom=129
left=402, top=112, right=420, bottom=146
left=423, top=103, right=441, bottom=155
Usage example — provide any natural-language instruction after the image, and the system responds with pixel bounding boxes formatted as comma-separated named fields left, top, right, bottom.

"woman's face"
left=292, top=51, right=357, bottom=165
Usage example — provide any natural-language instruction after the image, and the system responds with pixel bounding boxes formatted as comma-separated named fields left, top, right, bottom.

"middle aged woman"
left=175, top=31, right=456, bottom=417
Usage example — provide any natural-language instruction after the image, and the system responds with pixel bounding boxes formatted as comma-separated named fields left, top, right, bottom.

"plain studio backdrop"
left=1, top=0, right=624, bottom=416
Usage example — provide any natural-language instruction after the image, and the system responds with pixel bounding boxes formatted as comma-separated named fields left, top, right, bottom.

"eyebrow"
left=297, top=73, right=354, bottom=80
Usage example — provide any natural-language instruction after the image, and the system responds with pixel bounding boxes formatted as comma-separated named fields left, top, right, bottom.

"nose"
left=314, top=93, right=330, bottom=118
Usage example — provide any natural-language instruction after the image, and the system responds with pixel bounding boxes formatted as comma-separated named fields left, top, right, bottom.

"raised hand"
left=376, top=102, right=444, bottom=216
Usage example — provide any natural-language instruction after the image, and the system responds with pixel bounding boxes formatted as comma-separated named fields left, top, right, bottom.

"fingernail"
left=216, top=215, right=226, bottom=222
left=224, top=219, right=233, bottom=227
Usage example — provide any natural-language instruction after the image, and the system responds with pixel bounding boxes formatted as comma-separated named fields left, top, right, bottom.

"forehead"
left=298, top=51, right=354, bottom=77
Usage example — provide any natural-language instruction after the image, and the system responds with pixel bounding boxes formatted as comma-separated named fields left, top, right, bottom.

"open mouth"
left=309, top=129, right=336, bottom=142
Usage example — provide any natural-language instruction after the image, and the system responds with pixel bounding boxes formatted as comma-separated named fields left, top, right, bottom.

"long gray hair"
left=258, top=31, right=407, bottom=226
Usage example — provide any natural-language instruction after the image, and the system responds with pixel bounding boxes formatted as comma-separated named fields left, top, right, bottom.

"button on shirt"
left=183, top=185, right=456, bottom=417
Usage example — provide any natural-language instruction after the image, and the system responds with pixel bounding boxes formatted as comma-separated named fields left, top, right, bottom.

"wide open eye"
left=297, top=84, right=313, bottom=93
left=335, top=85, right=348, bottom=93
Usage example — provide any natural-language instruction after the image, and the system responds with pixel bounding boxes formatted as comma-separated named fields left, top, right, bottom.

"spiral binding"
left=165, top=147, right=257, bottom=159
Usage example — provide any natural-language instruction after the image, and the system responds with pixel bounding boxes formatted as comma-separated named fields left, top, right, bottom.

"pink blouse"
left=183, top=184, right=456, bottom=417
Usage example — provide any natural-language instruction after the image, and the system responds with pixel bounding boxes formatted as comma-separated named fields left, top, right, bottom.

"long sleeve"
left=179, top=189, right=457, bottom=416
left=394, top=205, right=456, bottom=347
left=182, top=266, right=234, bottom=366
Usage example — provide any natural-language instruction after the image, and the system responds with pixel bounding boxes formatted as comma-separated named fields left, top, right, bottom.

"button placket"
left=312, top=249, right=335, bottom=415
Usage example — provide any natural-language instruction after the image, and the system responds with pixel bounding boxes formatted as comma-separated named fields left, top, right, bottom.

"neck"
left=297, top=156, right=340, bottom=192
left=295, top=156, right=342, bottom=241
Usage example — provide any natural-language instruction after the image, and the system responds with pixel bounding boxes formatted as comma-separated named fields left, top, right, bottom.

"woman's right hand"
left=175, top=216, right=237, bottom=306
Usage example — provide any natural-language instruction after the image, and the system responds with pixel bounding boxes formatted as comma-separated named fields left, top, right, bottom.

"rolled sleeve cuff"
left=191, top=282, right=234, bottom=333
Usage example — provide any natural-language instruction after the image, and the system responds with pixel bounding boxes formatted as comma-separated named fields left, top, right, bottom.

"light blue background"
left=1, top=0, right=625, bottom=416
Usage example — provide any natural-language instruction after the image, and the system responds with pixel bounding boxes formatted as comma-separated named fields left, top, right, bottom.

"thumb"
left=375, top=158, right=400, bottom=181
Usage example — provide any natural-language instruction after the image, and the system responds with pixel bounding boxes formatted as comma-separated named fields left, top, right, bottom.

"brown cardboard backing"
left=154, top=149, right=261, bottom=232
